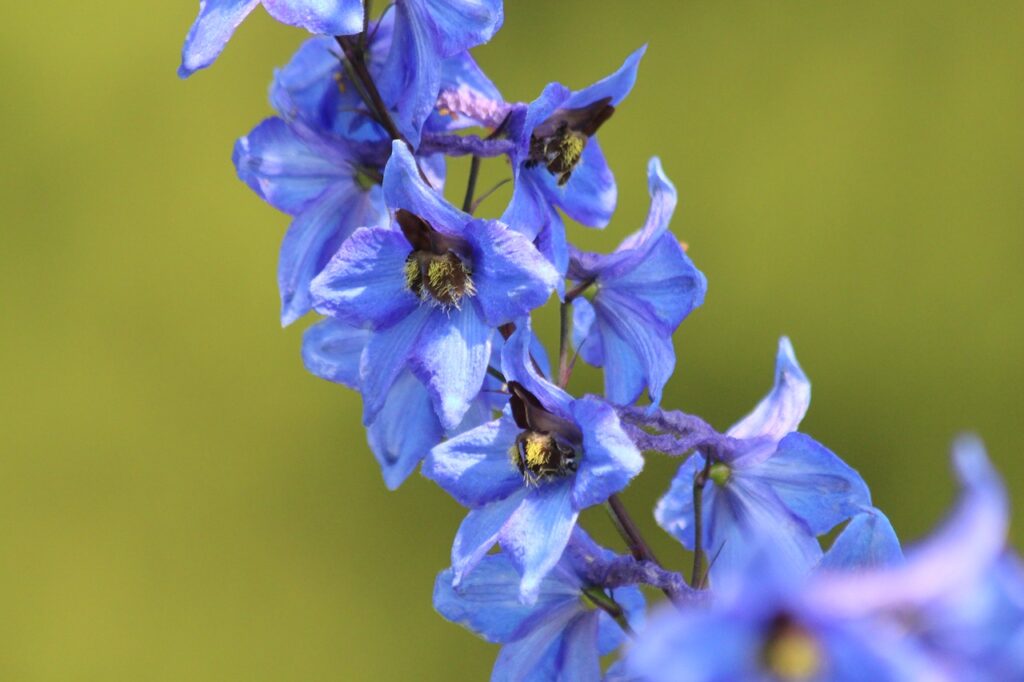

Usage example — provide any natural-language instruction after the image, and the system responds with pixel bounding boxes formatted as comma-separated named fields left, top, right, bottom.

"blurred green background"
left=2, top=0, right=1022, bottom=678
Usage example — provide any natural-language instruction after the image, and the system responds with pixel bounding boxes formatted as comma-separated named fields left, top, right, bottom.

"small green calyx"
left=354, top=166, right=379, bottom=191
left=708, top=462, right=732, bottom=486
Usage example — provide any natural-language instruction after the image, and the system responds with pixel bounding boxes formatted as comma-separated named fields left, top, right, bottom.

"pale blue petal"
left=179, top=0, right=260, bottom=78
left=367, top=370, right=441, bottom=489
left=571, top=298, right=604, bottom=367
left=410, top=306, right=492, bottom=430
left=756, top=432, right=872, bottom=535
left=433, top=554, right=578, bottom=645
left=262, top=0, right=363, bottom=36
left=555, top=612, right=601, bottom=681
left=597, top=586, right=645, bottom=655
left=466, top=220, right=559, bottom=326
left=500, top=322, right=574, bottom=419
left=591, top=292, right=675, bottom=406
left=414, top=0, right=504, bottom=57
left=819, top=509, right=903, bottom=572
left=499, top=482, right=580, bottom=603
left=452, top=490, right=529, bottom=585
left=492, top=604, right=579, bottom=682
left=727, top=337, right=810, bottom=443
left=310, top=226, right=419, bottom=329
left=359, top=305, right=432, bottom=424
left=301, top=318, right=369, bottom=389
left=569, top=396, right=643, bottom=510
left=542, top=140, right=616, bottom=229
left=422, top=415, right=524, bottom=508
left=654, top=454, right=704, bottom=549
left=378, top=0, right=439, bottom=147
left=382, top=141, right=466, bottom=231
left=564, top=46, right=647, bottom=110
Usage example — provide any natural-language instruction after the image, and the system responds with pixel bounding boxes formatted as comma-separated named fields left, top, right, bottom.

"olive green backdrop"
left=1, top=1, right=1022, bottom=679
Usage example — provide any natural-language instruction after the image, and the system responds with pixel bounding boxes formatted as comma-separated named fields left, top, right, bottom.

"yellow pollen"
left=763, top=627, right=821, bottom=680
left=403, top=257, right=421, bottom=292
left=559, top=133, right=586, bottom=168
left=523, top=433, right=551, bottom=469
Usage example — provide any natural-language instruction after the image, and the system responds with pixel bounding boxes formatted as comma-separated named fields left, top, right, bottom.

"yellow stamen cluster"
left=558, top=133, right=586, bottom=173
left=763, top=625, right=821, bottom=680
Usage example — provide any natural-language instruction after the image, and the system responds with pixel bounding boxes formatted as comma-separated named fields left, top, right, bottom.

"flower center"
left=526, top=97, right=615, bottom=186
left=510, top=430, right=578, bottom=485
left=708, top=462, right=732, bottom=486
left=762, top=616, right=822, bottom=681
left=397, top=209, right=476, bottom=309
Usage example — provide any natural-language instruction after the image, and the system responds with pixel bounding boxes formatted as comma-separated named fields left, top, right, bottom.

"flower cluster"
left=181, top=2, right=1024, bottom=679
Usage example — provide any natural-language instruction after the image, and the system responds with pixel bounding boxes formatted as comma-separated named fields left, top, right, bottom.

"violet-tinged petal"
left=728, top=336, right=810, bottom=442
left=278, top=182, right=385, bottom=326
left=269, top=36, right=343, bottom=127
left=310, top=226, right=418, bottom=329
left=378, top=3, right=438, bottom=147
left=755, top=432, right=872, bottom=535
left=465, top=219, right=558, bottom=327
left=564, top=46, right=647, bottom=110
left=367, top=370, right=441, bottom=489
left=233, top=117, right=347, bottom=215
left=569, top=396, right=643, bottom=510
left=491, top=603, right=579, bottom=682
left=433, top=554, right=578, bottom=645
left=571, top=298, right=604, bottom=367
left=597, top=585, right=645, bottom=655
left=451, top=490, right=528, bottom=585
left=654, top=453, right=703, bottom=548
left=819, top=508, right=903, bottom=572
left=358, top=305, right=432, bottom=424
left=301, top=318, right=368, bottom=390
left=409, top=306, right=491, bottom=431
left=262, top=0, right=363, bottom=36
left=555, top=612, right=601, bottom=681
left=615, top=157, right=677, bottom=257
left=422, top=415, right=523, bottom=508
left=411, top=0, right=503, bottom=57
left=179, top=0, right=260, bottom=78
left=499, top=482, right=580, bottom=602
left=500, top=322, right=575, bottom=418
left=382, top=141, right=466, bottom=232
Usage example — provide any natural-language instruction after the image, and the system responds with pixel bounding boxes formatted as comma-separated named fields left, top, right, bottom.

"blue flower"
left=310, top=142, right=558, bottom=431
left=655, top=337, right=871, bottom=581
left=434, top=530, right=644, bottom=681
left=569, top=157, right=707, bottom=406
left=179, top=0, right=364, bottom=77
left=379, top=0, right=504, bottom=146
left=501, top=47, right=645, bottom=277
left=422, top=323, right=643, bottom=601
left=301, top=318, right=495, bottom=489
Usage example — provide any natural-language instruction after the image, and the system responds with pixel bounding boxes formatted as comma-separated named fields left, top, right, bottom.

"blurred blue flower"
left=179, top=0, right=363, bottom=77
left=311, top=142, right=558, bottom=431
left=655, top=337, right=871, bottom=581
left=434, top=530, right=644, bottom=681
left=422, top=323, right=643, bottom=601
left=501, top=47, right=645, bottom=277
left=569, top=157, right=707, bottom=406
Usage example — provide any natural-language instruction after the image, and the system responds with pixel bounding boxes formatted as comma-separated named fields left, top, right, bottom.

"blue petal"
left=465, top=219, right=558, bottom=326
left=597, top=586, right=645, bottom=655
left=613, top=157, right=677, bottom=257
left=179, top=0, right=260, bottom=78
left=433, top=554, right=579, bottom=645
left=600, top=235, right=706, bottom=332
left=492, top=604, right=579, bottom=682
left=705, top=475, right=823, bottom=581
left=564, top=46, right=647, bottom=110
left=269, top=37, right=345, bottom=128
left=310, top=226, right=418, bottom=329
left=278, top=182, right=386, bottom=326
left=382, top=141, right=466, bottom=231
left=367, top=370, right=442, bottom=489
left=409, top=306, right=491, bottom=430
left=727, top=337, right=810, bottom=442
left=569, top=396, right=643, bottom=510
left=429, top=50, right=505, bottom=132
left=500, top=322, right=574, bottom=419
left=819, top=509, right=903, bottom=572
left=539, top=140, right=617, bottom=228
left=412, top=0, right=504, bottom=57
left=590, top=292, right=676, bottom=406
left=654, top=454, right=703, bottom=548
left=511, top=83, right=571, bottom=164
left=571, top=298, right=604, bottom=367
left=555, top=612, right=601, bottom=681
left=422, top=415, right=524, bottom=508
left=499, top=482, right=580, bottom=602
left=301, top=318, right=369, bottom=389
left=233, top=117, right=349, bottom=215
left=451, top=490, right=528, bottom=585
left=378, top=1, right=439, bottom=147
left=359, top=305, right=432, bottom=424
left=755, top=432, right=872, bottom=535
left=262, top=0, right=363, bottom=36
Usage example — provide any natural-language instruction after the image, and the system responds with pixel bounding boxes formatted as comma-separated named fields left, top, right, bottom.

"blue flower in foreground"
left=179, top=0, right=363, bottom=77
left=569, top=157, right=707, bottom=406
left=422, top=323, right=643, bottom=601
left=501, top=47, right=645, bottom=276
left=380, top=0, right=504, bottom=146
left=311, top=142, right=558, bottom=431
left=655, top=337, right=871, bottom=581
left=434, top=530, right=643, bottom=681
left=629, top=438, right=1011, bottom=682
left=302, top=318, right=497, bottom=489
